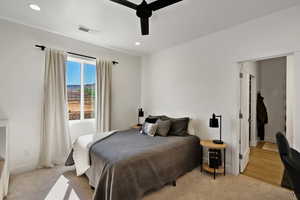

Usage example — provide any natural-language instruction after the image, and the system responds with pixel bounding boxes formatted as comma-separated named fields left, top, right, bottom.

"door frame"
left=234, top=52, right=293, bottom=175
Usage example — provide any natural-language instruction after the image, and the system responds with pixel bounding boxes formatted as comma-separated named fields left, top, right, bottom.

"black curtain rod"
left=35, top=45, right=119, bottom=65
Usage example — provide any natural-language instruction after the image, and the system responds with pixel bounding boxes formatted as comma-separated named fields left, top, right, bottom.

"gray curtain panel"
left=96, top=59, right=112, bottom=132
left=39, top=49, right=72, bottom=167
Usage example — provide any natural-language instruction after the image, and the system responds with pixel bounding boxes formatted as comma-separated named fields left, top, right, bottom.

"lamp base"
left=213, top=140, right=224, bottom=144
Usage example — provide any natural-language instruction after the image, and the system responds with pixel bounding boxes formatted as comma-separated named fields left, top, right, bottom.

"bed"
left=66, top=128, right=201, bottom=200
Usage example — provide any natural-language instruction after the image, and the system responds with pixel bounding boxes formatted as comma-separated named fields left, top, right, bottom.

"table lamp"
left=209, top=113, right=224, bottom=144
left=137, top=108, right=144, bottom=126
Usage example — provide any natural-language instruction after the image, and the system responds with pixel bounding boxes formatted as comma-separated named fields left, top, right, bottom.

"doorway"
left=239, top=56, right=287, bottom=186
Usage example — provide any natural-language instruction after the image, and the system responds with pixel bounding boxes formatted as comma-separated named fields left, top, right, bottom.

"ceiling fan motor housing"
left=110, top=0, right=183, bottom=35
left=136, top=1, right=152, bottom=18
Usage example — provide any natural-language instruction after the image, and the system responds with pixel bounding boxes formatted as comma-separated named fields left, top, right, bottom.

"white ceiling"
left=0, top=0, right=299, bottom=55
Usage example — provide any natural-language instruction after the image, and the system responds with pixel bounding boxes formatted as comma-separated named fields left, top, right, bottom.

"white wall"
left=141, top=5, right=300, bottom=174
left=258, top=57, right=286, bottom=143
left=286, top=55, right=295, bottom=147
left=0, top=19, right=141, bottom=173
left=293, top=51, right=300, bottom=151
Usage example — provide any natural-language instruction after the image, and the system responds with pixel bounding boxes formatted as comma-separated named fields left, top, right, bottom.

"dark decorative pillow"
left=148, top=115, right=170, bottom=121
left=156, top=119, right=171, bottom=137
left=168, top=117, right=189, bottom=136
left=145, top=117, right=158, bottom=124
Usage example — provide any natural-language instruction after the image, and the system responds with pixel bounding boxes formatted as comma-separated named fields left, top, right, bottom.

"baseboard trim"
left=264, top=137, right=276, bottom=143
left=11, top=162, right=38, bottom=175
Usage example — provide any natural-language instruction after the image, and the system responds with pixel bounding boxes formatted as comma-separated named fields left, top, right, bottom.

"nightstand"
left=132, top=124, right=142, bottom=129
left=200, top=140, right=227, bottom=179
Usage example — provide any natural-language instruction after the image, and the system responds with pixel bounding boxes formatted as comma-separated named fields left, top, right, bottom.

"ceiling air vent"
left=78, top=25, right=90, bottom=33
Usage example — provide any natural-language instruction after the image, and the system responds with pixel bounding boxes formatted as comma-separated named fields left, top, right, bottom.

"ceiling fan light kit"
left=110, top=0, right=183, bottom=35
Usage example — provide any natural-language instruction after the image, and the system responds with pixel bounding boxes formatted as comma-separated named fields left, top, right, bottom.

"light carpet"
left=6, top=166, right=295, bottom=200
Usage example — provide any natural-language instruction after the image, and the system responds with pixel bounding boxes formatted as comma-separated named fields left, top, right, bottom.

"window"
left=66, top=57, right=96, bottom=120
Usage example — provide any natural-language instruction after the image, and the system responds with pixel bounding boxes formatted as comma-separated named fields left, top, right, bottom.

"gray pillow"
left=156, top=119, right=171, bottom=137
left=140, top=122, right=158, bottom=137
left=168, top=117, right=189, bottom=136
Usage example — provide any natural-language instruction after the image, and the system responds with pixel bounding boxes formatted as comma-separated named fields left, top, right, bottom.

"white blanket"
left=72, top=130, right=117, bottom=176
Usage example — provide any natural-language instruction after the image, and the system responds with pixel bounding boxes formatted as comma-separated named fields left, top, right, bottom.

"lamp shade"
left=209, top=113, right=219, bottom=128
left=138, top=108, right=144, bottom=117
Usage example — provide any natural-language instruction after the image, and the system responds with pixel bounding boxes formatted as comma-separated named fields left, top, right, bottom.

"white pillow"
left=140, top=122, right=158, bottom=136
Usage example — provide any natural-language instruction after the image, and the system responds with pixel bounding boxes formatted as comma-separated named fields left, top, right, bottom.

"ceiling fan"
left=110, top=0, right=183, bottom=35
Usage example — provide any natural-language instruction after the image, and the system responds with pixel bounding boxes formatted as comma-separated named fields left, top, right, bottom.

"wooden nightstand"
left=132, top=124, right=142, bottom=129
left=200, top=140, right=227, bottom=179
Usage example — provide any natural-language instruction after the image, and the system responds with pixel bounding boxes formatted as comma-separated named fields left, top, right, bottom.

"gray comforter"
left=67, top=129, right=201, bottom=200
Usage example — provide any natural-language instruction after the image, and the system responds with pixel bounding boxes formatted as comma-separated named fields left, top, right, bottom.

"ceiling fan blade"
left=110, top=0, right=138, bottom=10
left=140, top=17, right=149, bottom=35
left=149, top=0, right=183, bottom=11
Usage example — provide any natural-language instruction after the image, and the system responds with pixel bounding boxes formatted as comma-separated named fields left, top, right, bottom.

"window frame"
left=67, top=56, right=97, bottom=122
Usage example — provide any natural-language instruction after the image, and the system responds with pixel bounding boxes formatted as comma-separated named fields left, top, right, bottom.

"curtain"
left=96, top=59, right=112, bottom=132
left=39, top=49, right=71, bottom=167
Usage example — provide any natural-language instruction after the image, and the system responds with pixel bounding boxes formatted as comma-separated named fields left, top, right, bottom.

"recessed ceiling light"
left=29, top=4, right=41, bottom=11
left=135, top=42, right=141, bottom=46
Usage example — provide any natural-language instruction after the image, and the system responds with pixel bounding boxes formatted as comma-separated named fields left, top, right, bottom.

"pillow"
left=168, top=117, right=189, bottom=136
left=148, top=115, right=170, bottom=121
left=145, top=117, right=158, bottom=124
left=156, top=119, right=171, bottom=137
left=140, top=122, right=158, bottom=137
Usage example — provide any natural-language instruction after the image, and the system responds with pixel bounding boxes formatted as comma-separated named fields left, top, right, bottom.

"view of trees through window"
left=66, top=59, right=96, bottom=120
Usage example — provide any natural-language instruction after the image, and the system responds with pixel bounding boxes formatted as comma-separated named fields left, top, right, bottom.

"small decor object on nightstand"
left=137, top=108, right=144, bottom=126
left=208, top=149, right=222, bottom=168
left=209, top=113, right=223, bottom=144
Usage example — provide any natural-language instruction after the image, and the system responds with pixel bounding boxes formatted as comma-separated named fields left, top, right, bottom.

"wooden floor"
left=242, top=141, right=284, bottom=186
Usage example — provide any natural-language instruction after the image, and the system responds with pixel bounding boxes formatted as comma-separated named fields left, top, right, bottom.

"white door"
left=249, top=76, right=257, bottom=147
left=240, top=69, right=250, bottom=172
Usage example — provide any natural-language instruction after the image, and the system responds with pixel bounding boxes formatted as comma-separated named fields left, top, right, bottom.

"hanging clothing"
left=257, top=93, right=268, bottom=140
